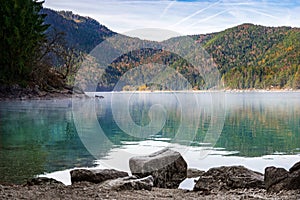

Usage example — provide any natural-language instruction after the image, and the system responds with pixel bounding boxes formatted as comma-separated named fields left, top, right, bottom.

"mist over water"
left=0, top=92, right=299, bottom=184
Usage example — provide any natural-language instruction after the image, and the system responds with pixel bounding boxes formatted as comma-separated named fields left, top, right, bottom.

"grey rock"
left=193, top=166, right=264, bottom=192
left=290, top=161, right=300, bottom=173
left=100, top=175, right=154, bottom=191
left=265, top=161, right=300, bottom=192
left=95, top=95, right=104, bottom=99
left=70, top=169, right=128, bottom=184
left=264, top=167, right=289, bottom=190
left=187, top=168, right=205, bottom=178
left=26, top=177, right=64, bottom=186
left=129, top=148, right=187, bottom=189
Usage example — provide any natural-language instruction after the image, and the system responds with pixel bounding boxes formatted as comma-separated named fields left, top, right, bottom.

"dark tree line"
left=0, top=0, right=83, bottom=91
left=0, top=0, right=49, bottom=84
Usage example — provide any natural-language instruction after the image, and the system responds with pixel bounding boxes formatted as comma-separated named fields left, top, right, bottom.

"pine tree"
left=0, top=0, right=49, bottom=83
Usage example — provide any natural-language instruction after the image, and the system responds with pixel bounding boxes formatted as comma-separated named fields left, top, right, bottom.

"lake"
left=0, top=92, right=299, bottom=187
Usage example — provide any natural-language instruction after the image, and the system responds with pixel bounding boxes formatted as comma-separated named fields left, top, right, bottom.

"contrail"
left=221, top=2, right=254, bottom=6
left=187, top=8, right=230, bottom=28
left=242, top=8, right=280, bottom=19
left=160, top=0, right=176, bottom=18
left=170, top=0, right=222, bottom=27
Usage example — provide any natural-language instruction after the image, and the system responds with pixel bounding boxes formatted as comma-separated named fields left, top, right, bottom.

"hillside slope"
left=196, top=24, right=300, bottom=89
left=42, top=8, right=115, bottom=53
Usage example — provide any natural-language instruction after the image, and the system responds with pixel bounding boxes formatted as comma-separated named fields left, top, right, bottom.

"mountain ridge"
left=43, top=8, right=300, bottom=90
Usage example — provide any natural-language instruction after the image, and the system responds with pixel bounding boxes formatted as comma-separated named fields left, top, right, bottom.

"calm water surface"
left=0, top=92, right=299, bottom=184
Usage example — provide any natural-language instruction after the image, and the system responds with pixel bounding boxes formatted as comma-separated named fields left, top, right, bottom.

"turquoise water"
left=0, top=92, right=300, bottom=184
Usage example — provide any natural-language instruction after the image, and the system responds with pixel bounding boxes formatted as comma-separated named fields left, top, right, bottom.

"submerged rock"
left=129, top=148, right=187, bottom=189
left=193, top=166, right=264, bottom=192
left=100, top=175, right=154, bottom=191
left=265, top=161, right=300, bottom=192
left=70, top=169, right=128, bottom=184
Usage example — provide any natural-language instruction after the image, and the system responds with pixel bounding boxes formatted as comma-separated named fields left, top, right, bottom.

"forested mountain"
left=91, top=23, right=300, bottom=91
left=41, top=8, right=115, bottom=53
left=41, top=7, right=300, bottom=90
left=1, top=1, right=299, bottom=92
left=196, top=24, right=300, bottom=89
left=36, top=9, right=300, bottom=90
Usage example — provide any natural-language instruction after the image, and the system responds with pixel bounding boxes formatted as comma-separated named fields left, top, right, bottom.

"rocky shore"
left=1, top=84, right=299, bottom=101
left=1, top=149, right=300, bottom=199
left=1, top=183, right=300, bottom=200
left=0, top=84, right=86, bottom=101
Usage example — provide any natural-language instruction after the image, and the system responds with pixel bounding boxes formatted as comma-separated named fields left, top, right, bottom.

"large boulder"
left=100, top=175, right=154, bottom=191
left=193, top=166, right=264, bottom=192
left=129, top=148, right=187, bottom=189
left=265, top=161, right=300, bottom=192
left=290, top=161, right=300, bottom=173
left=264, top=167, right=289, bottom=191
left=70, top=169, right=128, bottom=184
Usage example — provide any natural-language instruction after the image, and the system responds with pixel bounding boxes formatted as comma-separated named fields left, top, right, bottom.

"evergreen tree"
left=0, top=0, right=49, bottom=83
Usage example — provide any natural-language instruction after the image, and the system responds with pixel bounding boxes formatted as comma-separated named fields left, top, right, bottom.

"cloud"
left=44, top=0, right=300, bottom=36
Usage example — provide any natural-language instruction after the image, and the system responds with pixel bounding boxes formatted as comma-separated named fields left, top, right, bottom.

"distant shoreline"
left=1, top=88, right=300, bottom=101
left=87, top=89, right=300, bottom=94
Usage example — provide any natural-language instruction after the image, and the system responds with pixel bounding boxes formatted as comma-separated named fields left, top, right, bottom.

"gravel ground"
left=1, top=183, right=300, bottom=200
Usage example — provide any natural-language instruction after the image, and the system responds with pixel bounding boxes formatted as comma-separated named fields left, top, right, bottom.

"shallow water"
left=0, top=92, right=299, bottom=185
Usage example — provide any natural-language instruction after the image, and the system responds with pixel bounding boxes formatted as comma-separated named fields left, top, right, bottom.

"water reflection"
left=0, top=100, right=94, bottom=184
left=0, top=92, right=299, bottom=184
left=218, top=92, right=300, bottom=156
left=98, top=91, right=300, bottom=158
left=73, top=92, right=225, bottom=164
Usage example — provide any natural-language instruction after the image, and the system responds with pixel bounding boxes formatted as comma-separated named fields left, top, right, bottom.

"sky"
left=44, top=0, right=300, bottom=36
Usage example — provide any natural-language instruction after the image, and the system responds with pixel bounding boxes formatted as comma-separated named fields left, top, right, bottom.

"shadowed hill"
left=42, top=8, right=115, bottom=53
